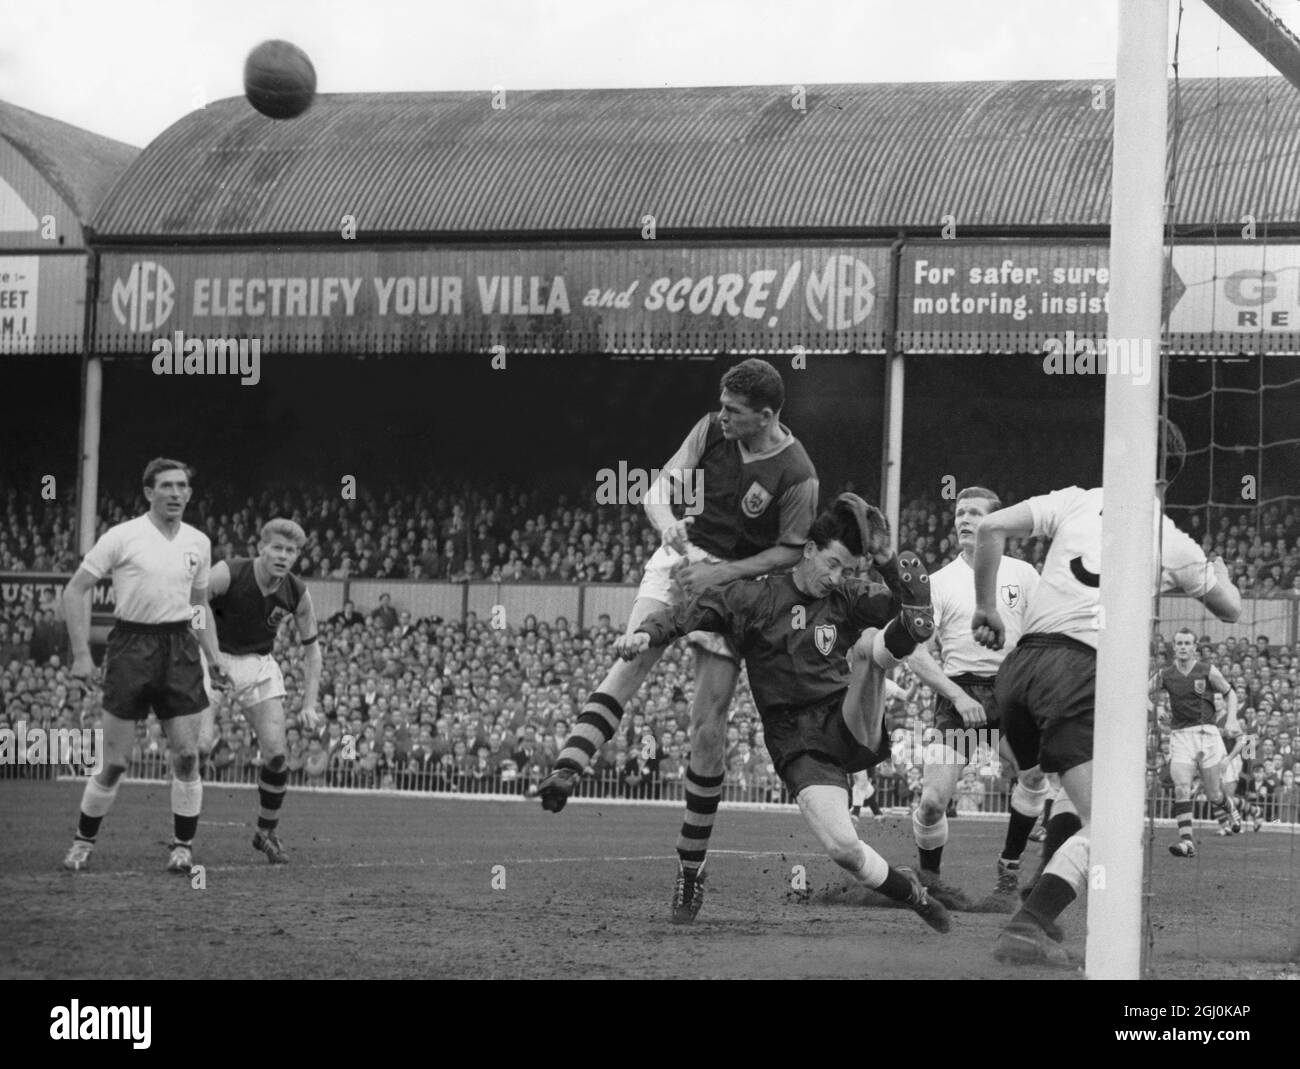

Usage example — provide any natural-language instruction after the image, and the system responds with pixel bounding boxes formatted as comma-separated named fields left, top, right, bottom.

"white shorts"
left=203, top=650, right=285, bottom=709
left=1221, top=751, right=1243, bottom=785
left=636, top=543, right=739, bottom=663
left=850, top=769, right=876, bottom=806
left=1169, top=725, right=1226, bottom=769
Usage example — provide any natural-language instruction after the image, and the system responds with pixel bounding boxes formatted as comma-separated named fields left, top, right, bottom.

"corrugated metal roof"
left=0, top=99, right=139, bottom=225
left=91, top=79, right=1300, bottom=240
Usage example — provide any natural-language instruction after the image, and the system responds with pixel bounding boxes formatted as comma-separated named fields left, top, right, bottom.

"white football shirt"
left=1022, top=486, right=1214, bottom=649
left=931, top=553, right=1039, bottom=676
left=81, top=514, right=211, bottom=624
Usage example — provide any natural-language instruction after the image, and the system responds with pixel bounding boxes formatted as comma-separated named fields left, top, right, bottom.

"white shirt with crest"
left=80, top=514, right=211, bottom=624
left=1022, top=486, right=1214, bottom=649
left=931, top=553, right=1039, bottom=676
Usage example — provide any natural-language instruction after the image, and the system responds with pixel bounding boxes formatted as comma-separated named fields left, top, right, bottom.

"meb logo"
left=111, top=260, right=175, bottom=332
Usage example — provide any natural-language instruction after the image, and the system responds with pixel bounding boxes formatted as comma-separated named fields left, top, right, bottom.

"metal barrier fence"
left=8, top=753, right=1298, bottom=824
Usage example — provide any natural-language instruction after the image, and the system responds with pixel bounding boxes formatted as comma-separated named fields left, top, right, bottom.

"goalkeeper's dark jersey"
left=636, top=571, right=898, bottom=714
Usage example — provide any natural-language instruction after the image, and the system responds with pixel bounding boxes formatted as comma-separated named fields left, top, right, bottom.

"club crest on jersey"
left=1000, top=584, right=1021, bottom=609
left=741, top=481, right=774, bottom=518
left=1194, top=678, right=1206, bottom=695
left=183, top=551, right=199, bottom=574
left=814, top=623, right=837, bottom=656
left=266, top=606, right=291, bottom=631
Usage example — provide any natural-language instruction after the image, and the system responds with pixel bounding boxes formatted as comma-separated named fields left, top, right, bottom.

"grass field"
left=1, top=778, right=1297, bottom=980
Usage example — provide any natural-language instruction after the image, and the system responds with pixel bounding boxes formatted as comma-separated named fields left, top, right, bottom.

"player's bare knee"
left=98, top=764, right=127, bottom=787
left=826, top=836, right=865, bottom=871
left=172, top=752, right=199, bottom=778
left=265, top=752, right=287, bottom=771
left=918, top=792, right=946, bottom=825
left=691, top=716, right=726, bottom=758
left=1019, top=766, right=1046, bottom=791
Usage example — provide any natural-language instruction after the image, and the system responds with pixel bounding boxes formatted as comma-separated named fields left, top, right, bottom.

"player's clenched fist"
left=952, top=689, right=987, bottom=728
left=675, top=561, right=733, bottom=598
left=208, top=654, right=232, bottom=691
left=971, top=607, right=1005, bottom=650
left=70, top=651, right=97, bottom=682
left=614, top=632, right=652, bottom=660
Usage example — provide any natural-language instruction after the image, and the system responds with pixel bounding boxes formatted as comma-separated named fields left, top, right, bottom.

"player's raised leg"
left=538, top=592, right=669, bottom=811
left=64, top=710, right=136, bottom=870
left=671, top=644, right=739, bottom=922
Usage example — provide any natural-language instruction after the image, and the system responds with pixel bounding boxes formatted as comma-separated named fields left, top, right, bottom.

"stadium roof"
left=91, top=78, right=1300, bottom=242
left=0, top=99, right=138, bottom=247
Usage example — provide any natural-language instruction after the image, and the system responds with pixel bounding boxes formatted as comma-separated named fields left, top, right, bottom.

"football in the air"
left=243, top=39, right=317, bottom=120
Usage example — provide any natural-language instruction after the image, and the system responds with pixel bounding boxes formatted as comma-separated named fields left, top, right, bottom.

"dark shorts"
left=763, top=692, right=888, bottom=799
left=994, top=634, right=1096, bottom=774
left=934, top=677, right=999, bottom=733
left=101, top=621, right=207, bottom=722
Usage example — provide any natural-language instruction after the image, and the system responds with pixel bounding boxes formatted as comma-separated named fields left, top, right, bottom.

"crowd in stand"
left=3, top=577, right=1298, bottom=822
left=3, top=477, right=1299, bottom=595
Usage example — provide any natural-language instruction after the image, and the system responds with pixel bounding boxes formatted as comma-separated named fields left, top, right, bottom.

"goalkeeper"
left=615, top=495, right=949, bottom=931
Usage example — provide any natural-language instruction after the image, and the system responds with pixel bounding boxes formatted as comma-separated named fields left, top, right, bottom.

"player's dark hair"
left=808, top=503, right=863, bottom=556
left=142, top=456, right=193, bottom=490
left=721, top=358, right=784, bottom=414
left=956, top=485, right=1002, bottom=512
left=1174, top=627, right=1196, bottom=641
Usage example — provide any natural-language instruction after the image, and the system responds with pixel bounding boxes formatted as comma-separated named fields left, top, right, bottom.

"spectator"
left=330, top=600, right=364, bottom=627
left=370, top=594, right=399, bottom=632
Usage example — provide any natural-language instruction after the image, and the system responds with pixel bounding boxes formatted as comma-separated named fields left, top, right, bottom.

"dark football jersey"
left=211, top=557, right=305, bottom=656
left=1160, top=661, right=1216, bottom=730
left=636, top=571, right=897, bottom=714
left=687, top=413, right=817, bottom=561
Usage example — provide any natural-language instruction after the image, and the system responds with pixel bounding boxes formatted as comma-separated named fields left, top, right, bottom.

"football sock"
left=1173, top=799, right=1194, bottom=841
left=1016, top=830, right=1088, bottom=928
left=555, top=693, right=623, bottom=773
left=866, top=795, right=882, bottom=816
left=843, top=841, right=891, bottom=888
left=882, top=616, right=919, bottom=660
left=1029, top=810, right=1082, bottom=885
left=257, top=755, right=289, bottom=831
left=76, top=776, right=121, bottom=842
left=1002, top=781, right=1048, bottom=862
left=1015, top=873, right=1077, bottom=930
left=677, top=767, right=724, bottom=875
left=912, top=810, right=948, bottom=873
left=171, top=776, right=202, bottom=844
left=876, top=867, right=918, bottom=903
